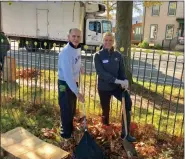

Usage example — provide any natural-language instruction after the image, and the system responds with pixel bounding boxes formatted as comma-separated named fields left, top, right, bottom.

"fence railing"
left=0, top=40, right=184, bottom=137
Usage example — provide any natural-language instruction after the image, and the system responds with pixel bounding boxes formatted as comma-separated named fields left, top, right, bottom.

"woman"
left=94, top=32, right=136, bottom=142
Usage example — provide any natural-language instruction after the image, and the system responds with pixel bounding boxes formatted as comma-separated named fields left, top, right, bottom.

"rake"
left=73, top=75, right=105, bottom=159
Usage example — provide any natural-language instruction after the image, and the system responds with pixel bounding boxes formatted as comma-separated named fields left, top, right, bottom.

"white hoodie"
left=58, top=43, right=81, bottom=96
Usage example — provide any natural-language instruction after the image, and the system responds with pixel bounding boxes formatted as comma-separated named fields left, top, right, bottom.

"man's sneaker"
left=121, top=134, right=136, bottom=142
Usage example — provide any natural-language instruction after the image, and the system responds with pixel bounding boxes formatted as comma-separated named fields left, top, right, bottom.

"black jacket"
left=94, top=48, right=127, bottom=91
left=0, top=32, right=10, bottom=70
left=0, top=32, right=10, bottom=55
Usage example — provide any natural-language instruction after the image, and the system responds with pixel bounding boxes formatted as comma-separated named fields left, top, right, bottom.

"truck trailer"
left=1, top=1, right=112, bottom=51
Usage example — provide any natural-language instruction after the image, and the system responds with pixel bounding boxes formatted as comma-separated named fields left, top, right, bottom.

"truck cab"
left=84, top=2, right=113, bottom=48
left=86, top=19, right=112, bottom=46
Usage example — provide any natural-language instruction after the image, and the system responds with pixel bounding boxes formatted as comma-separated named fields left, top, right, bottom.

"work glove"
left=115, top=79, right=129, bottom=89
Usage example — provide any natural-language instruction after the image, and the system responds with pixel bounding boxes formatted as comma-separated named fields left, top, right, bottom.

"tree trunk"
left=115, top=1, right=133, bottom=84
left=0, top=2, right=2, bottom=32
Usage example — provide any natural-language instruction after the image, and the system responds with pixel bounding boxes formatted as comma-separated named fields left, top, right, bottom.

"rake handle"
left=79, top=74, right=87, bottom=131
left=122, top=89, right=128, bottom=140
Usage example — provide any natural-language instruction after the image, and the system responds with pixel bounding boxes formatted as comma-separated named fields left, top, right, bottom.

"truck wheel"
left=19, top=40, right=25, bottom=48
left=25, top=41, right=38, bottom=52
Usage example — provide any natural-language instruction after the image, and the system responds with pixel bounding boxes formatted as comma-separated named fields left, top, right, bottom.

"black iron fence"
left=0, top=40, right=184, bottom=137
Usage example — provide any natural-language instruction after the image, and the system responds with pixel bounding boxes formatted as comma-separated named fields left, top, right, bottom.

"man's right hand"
left=77, top=92, right=85, bottom=103
left=80, top=67, right=85, bottom=74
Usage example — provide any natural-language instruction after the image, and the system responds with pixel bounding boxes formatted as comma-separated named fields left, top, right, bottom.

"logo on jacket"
left=114, top=57, right=118, bottom=61
left=75, top=55, right=81, bottom=64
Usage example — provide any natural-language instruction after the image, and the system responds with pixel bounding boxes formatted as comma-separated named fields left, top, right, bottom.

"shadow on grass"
left=131, top=82, right=184, bottom=113
left=132, top=106, right=183, bottom=136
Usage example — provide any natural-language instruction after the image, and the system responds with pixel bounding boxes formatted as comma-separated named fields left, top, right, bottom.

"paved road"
left=7, top=42, right=184, bottom=87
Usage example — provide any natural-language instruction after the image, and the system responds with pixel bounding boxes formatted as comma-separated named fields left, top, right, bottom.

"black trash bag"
left=73, top=131, right=105, bottom=159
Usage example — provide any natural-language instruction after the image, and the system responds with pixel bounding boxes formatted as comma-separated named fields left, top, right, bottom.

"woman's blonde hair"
left=102, top=32, right=115, bottom=50
left=102, top=32, right=115, bottom=41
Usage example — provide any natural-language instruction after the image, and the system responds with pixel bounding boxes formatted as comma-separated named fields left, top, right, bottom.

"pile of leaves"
left=40, top=115, right=184, bottom=159
left=16, top=68, right=40, bottom=79
left=72, top=116, right=139, bottom=158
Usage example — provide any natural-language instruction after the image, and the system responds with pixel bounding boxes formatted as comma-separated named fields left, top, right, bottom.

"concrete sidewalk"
left=1, top=127, right=69, bottom=159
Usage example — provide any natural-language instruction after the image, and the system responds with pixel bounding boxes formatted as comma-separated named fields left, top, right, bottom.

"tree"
left=103, top=1, right=144, bottom=20
left=115, top=1, right=133, bottom=83
left=0, top=2, right=2, bottom=32
left=143, top=1, right=162, bottom=7
left=104, top=1, right=116, bottom=20
left=133, top=1, right=143, bottom=14
left=115, top=1, right=162, bottom=84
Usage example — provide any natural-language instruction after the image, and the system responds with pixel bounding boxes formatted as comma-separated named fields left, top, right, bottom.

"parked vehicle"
left=1, top=1, right=112, bottom=51
left=178, top=37, right=184, bottom=45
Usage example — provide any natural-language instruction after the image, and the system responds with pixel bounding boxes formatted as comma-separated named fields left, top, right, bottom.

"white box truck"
left=1, top=1, right=112, bottom=51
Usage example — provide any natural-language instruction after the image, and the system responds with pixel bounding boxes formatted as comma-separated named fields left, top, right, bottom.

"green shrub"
left=138, top=40, right=149, bottom=49
left=138, top=42, right=142, bottom=48
left=131, top=44, right=137, bottom=48
left=154, top=43, right=162, bottom=50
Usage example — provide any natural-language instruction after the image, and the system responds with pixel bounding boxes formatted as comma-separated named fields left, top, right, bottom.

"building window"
left=150, top=24, right=158, bottom=39
left=135, top=27, right=141, bottom=35
left=168, top=2, right=177, bottom=16
left=165, top=25, right=174, bottom=39
left=152, top=5, right=160, bottom=16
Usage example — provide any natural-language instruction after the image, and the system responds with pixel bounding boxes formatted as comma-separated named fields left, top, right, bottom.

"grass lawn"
left=1, top=68, right=184, bottom=158
left=1, top=93, right=184, bottom=159
left=1, top=71, right=184, bottom=137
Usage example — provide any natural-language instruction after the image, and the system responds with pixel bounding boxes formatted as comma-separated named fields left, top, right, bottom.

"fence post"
left=3, top=56, right=16, bottom=82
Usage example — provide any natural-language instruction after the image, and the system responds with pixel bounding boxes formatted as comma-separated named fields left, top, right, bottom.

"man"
left=58, top=28, right=84, bottom=142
